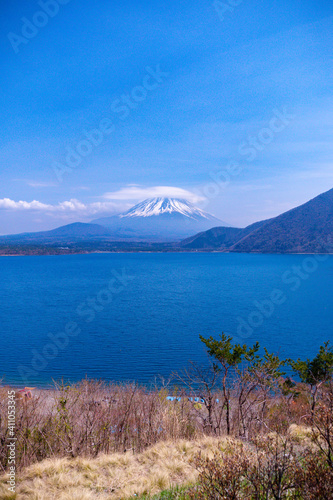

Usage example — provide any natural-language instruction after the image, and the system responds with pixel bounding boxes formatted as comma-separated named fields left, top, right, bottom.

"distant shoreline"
left=0, top=250, right=332, bottom=257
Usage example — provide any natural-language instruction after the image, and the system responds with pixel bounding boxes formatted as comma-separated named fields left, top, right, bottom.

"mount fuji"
left=92, top=198, right=226, bottom=241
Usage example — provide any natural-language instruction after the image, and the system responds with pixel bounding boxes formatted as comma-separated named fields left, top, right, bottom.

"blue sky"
left=1, top=0, right=333, bottom=233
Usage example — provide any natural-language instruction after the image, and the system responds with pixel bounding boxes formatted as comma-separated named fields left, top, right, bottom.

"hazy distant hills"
left=182, top=188, right=333, bottom=253
left=0, top=223, right=114, bottom=244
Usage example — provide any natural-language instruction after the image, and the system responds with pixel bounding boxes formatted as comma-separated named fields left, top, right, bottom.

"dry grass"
left=0, top=436, right=244, bottom=500
left=287, top=423, right=313, bottom=441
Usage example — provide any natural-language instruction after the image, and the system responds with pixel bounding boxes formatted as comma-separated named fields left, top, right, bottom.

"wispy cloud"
left=72, top=186, right=91, bottom=191
left=26, top=181, right=58, bottom=188
left=103, top=185, right=205, bottom=203
left=12, top=179, right=59, bottom=188
left=290, top=169, right=333, bottom=180
left=237, top=184, right=274, bottom=192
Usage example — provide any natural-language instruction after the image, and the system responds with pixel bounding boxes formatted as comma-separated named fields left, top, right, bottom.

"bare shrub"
left=188, top=435, right=304, bottom=499
left=0, top=380, right=203, bottom=471
left=295, top=451, right=333, bottom=500
left=188, top=442, right=249, bottom=500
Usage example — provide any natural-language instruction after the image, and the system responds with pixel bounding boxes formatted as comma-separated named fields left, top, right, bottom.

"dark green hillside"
left=181, top=220, right=269, bottom=250
left=231, top=187, right=333, bottom=253
left=180, top=188, right=333, bottom=253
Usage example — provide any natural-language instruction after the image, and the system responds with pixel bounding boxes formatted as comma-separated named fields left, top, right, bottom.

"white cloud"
left=103, top=185, right=205, bottom=203
left=0, top=199, right=52, bottom=211
left=0, top=198, right=121, bottom=216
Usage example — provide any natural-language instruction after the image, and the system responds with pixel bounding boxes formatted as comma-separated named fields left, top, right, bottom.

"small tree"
left=289, top=341, right=333, bottom=414
left=239, top=348, right=285, bottom=435
left=199, top=333, right=259, bottom=435
left=176, top=361, right=222, bottom=435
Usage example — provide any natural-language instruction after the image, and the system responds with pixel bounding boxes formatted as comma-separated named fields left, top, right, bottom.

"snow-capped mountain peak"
left=92, top=198, right=228, bottom=241
left=119, top=197, right=214, bottom=220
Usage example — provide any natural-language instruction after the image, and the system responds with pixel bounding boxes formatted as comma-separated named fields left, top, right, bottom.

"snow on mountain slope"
left=120, top=198, right=214, bottom=220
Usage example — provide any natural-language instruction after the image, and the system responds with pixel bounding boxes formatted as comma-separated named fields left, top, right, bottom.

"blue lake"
left=0, top=252, right=332, bottom=387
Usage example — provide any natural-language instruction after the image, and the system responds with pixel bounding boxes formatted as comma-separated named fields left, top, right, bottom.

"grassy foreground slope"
left=0, top=437, right=235, bottom=499
left=0, top=426, right=322, bottom=500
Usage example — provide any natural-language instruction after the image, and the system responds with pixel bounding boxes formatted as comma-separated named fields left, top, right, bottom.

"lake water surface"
left=0, top=253, right=332, bottom=386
